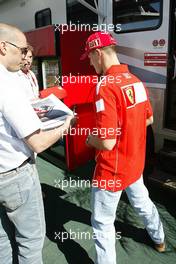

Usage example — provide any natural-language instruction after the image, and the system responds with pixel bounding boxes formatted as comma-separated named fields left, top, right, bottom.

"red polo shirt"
left=92, top=64, right=153, bottom=191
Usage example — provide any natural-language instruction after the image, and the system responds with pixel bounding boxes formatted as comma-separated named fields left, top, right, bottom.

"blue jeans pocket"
left=0, top=165, right=34, bottom=211
left=0, top=182, right=23, bottom=211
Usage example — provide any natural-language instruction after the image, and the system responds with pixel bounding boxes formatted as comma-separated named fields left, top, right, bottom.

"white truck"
left=1, top=0, right=176, bottom=180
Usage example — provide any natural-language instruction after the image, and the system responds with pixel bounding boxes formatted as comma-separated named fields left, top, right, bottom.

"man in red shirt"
left=81, top=31, right=165, bottom=264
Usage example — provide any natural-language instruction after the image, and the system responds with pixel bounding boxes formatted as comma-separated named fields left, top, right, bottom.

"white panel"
left=0, top=0, right=67, bottom=31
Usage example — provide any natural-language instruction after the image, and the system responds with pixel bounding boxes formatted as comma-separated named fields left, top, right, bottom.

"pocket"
left=0, top=182, right=23, bottom=211
left=0, top=166, right=34, bottom=211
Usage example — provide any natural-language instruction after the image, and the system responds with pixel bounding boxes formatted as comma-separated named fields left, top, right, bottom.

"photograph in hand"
left=32, top=94, right=74, bottom=130
left=34, top=105, right=54, bottom=118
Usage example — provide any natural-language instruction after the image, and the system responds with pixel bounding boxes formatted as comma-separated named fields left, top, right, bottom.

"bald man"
left=0, top=23, right=73, bottom=264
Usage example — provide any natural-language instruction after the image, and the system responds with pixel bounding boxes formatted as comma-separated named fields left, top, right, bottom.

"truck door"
left=25, top=25, right=96, bottom=170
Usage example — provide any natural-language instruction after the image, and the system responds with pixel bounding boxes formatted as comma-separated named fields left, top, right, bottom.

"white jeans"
left=91, top=176, right=164, bottom=264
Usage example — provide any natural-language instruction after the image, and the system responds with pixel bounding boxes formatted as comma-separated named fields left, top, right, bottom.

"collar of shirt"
left=0, top=63, right=8, bottom=73
left=105, top=64, right=129, bottom=75
left=17, top=69, right=28, bottom=76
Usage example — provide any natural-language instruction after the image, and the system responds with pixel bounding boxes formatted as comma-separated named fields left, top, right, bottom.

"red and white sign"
left=144, top=52, right=167, bottom=67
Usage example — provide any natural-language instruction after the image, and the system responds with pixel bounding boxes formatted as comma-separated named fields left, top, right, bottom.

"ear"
left=0, top=41, right=7, bottom=55
left=95, top=49, right=102, bottom=57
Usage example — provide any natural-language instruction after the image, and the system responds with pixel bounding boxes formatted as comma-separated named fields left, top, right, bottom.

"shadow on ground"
left=41, top=183, right=166, bottom=264
left=42, top=183, right=93, bottom=264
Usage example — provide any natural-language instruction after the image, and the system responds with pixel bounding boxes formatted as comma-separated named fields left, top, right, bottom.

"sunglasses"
left=5, top=41, right=28, bottom=55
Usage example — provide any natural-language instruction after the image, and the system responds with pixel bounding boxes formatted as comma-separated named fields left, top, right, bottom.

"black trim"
left=35, top=8, right=52, bottom=28
left=66, top=0, right=98, bottom=26
left=35, top=58, right=43, bottom=90
left=113, top=0, right=163, bottom=34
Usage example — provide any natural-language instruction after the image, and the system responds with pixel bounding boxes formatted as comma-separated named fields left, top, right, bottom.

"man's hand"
left=24, top=115, right=75, bottom=153
left=64, top=115, right=74, bottom=128
left=64, top=115, right=76, bottom=130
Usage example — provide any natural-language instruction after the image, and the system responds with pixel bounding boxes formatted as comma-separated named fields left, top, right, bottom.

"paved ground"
left=37, top=157, right=176, bottom=264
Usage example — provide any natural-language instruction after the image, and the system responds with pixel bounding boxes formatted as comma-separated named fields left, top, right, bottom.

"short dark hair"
left=27, top=44, right=34, bottom=55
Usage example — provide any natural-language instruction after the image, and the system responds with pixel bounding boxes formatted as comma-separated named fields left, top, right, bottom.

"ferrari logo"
left=122, top=85, right=136, bottom=108
left=126, top=88, right=135, bottom=104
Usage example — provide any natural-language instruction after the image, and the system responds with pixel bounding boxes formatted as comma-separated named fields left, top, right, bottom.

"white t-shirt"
left=12, top=70, right=39, bottom=101
left=0, top=64, right=42, bottom=173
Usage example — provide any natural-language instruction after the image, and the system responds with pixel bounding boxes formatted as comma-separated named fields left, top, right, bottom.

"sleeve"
left=2, top=83, right=42, bottom=139
left=94, top=84, right=119, bottom=140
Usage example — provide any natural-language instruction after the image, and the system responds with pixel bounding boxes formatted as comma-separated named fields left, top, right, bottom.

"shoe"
left=154, top=242, right=166, bottom=252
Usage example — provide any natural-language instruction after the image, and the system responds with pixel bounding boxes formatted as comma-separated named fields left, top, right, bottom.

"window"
left=66, top=0, right=98, bottom=26
left=42, top=59, right=60, bottom=89
left=113, top=0, right=162, bottom=33
left=35, top=8, right=52, bottom=28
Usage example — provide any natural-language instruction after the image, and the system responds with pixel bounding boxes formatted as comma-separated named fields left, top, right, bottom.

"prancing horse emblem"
left=126, top=88, right=135, bottom=104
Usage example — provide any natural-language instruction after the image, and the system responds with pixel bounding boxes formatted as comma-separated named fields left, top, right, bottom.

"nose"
left=20, top=55, right=26, bottom=64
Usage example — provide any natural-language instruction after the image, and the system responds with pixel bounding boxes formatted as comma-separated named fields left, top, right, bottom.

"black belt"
left=1, top=158, right=31, bottom=175
left=18, top=158, right=31, bottom=169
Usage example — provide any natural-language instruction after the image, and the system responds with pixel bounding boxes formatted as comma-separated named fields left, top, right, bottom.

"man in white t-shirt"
left=0, top=23, right=73, bottom=264
left=19, top=44, right=39, bottom=100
